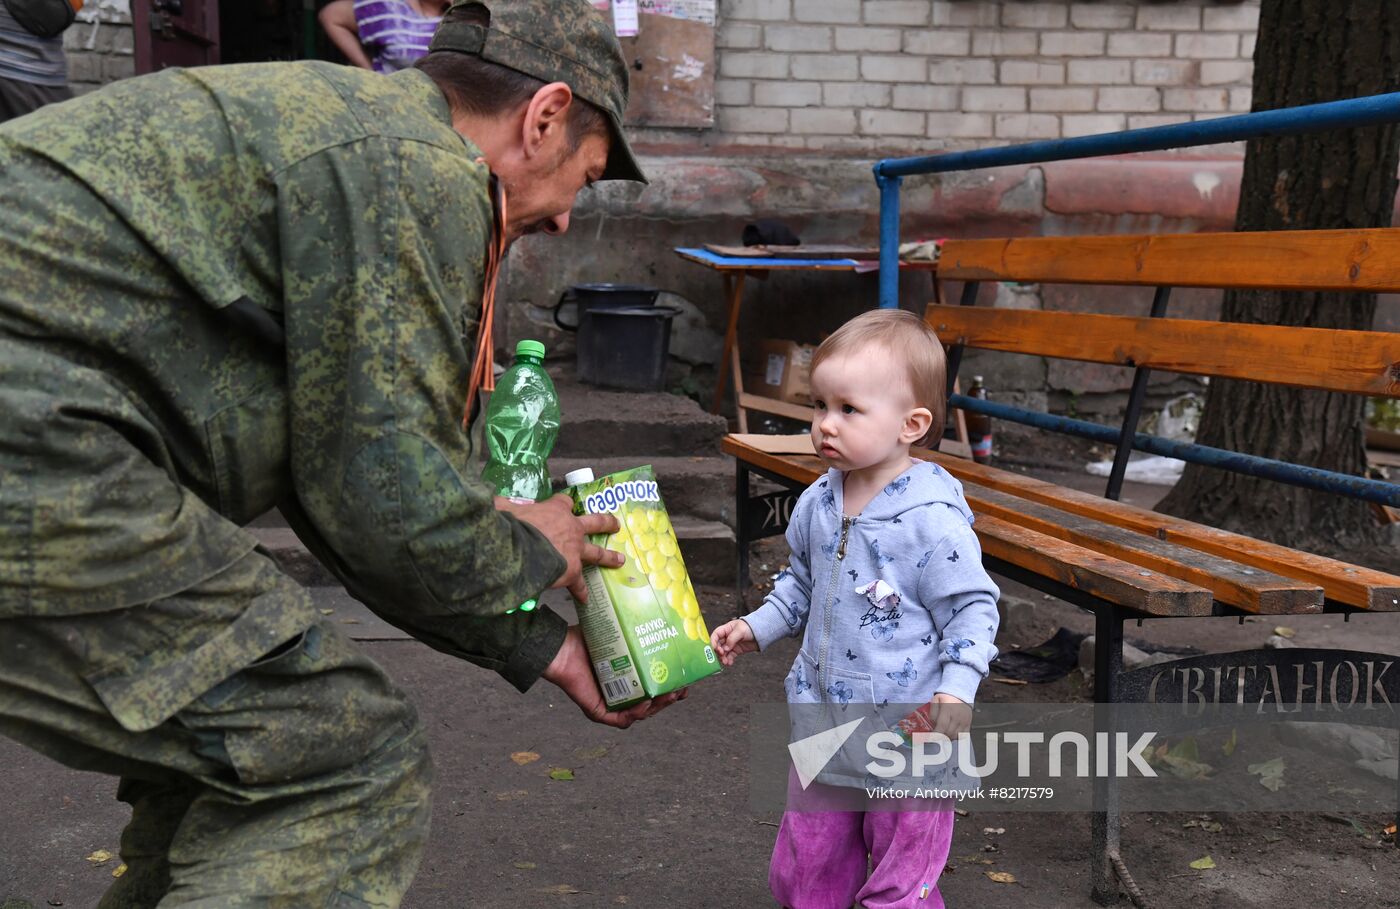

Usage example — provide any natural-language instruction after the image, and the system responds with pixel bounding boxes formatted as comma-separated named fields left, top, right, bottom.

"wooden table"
left=673, top=247, right=940, bottom=433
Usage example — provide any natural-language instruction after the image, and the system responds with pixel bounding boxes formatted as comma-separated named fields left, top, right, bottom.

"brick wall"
left=63, top=1, right=134, bottom=96
left=633, top=0, right=1260, bottom=154
left=62, top=1, right=1260, bottom=156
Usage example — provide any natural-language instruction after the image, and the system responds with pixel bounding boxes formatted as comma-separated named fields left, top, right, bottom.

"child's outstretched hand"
left=710, top=619, right=758, bottom=666
left=930, top=692, right=972, bottom=738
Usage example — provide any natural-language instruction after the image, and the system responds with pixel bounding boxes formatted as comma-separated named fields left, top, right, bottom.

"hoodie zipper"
left=820, top=515, right=854, bottom=696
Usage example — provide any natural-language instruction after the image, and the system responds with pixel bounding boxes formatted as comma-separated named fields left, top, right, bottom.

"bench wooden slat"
left=972, top=514, right=1212, bottom=618
left=939, top=229, right=1400, bottom=292
left=963, top=484, right=1324, bottom=615
left=721, top=436, right=1212, bottom=617
left=925, top=450, right=1400, bottom=611
left=925, top=305, right=1400, bottom=398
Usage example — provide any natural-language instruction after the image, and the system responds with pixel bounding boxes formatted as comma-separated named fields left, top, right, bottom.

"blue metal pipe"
left=876, top=172, right=902, bottom=309
left=874, top=91, right=1400, bottom=179
left=873, top=92, right=1400, bottom=304
left=949, top=394, right=1400, bottom=508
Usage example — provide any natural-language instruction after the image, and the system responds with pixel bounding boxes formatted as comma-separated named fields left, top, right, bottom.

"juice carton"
left=565, top=465, right=720, bottom=709
left=893, top=702, right=937, bottom=746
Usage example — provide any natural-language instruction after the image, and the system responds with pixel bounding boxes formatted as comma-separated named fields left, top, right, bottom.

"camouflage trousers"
left=0, top=556, right=434, bottom=908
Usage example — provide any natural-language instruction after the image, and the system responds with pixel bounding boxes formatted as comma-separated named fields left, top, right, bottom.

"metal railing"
left=871, top=92, right=1400, bottom=506
left=874, top=91, right=1400, bottom=308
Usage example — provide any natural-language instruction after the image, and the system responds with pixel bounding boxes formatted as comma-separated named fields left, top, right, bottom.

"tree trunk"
left=1155, top=0, right=1400, bottom=554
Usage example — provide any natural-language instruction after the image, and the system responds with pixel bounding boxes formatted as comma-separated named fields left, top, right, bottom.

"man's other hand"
left=503, top=494, right=623, bottom=602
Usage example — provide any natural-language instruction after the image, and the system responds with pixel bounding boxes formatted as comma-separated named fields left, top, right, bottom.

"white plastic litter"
left=1085, top=454, right=1184, bottom=486
left=1155, top=393, right=1203, bottom=442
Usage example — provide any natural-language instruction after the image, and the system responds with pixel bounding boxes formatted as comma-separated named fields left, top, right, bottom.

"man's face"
left=496, top=130, right=610, bottom=244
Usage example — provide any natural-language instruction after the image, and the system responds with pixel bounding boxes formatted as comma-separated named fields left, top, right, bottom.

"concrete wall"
left=510, top=0, right=1271, bottom=412
left=59, top=0, right=1399, bottom=422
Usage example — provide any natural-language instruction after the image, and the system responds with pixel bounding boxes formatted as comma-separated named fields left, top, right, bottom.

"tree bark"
left=1155, top=0, right=1400, bottom=554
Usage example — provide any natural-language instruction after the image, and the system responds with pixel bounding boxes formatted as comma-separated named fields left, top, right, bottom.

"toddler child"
left=711, top=308, right=1000, bottom=909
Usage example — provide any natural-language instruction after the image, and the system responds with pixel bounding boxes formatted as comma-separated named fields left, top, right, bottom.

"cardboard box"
left=744, top=339, right=815, bottom=406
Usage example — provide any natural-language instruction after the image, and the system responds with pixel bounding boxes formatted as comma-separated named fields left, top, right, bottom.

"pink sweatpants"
left=768, top=791, right=955, bottom=909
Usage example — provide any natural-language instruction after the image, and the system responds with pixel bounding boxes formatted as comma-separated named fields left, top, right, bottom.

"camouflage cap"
left=429, top=0, right=646, bottom=183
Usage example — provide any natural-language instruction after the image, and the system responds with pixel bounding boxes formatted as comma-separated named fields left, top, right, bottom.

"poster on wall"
left=591, top=0, right=717, bottom=25
left=590, top=0, right=717, bottom=128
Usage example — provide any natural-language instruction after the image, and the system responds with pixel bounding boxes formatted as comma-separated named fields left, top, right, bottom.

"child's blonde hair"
left=811, top=308, right=947, bottom=447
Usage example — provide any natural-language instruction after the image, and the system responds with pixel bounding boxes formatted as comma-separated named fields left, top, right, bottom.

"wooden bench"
left=722, top=226, right=1400, bottom=904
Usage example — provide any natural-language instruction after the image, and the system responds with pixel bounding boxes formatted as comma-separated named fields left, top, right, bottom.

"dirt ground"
left=2, top=448, right=1398, bottom=909
left=4, top=571, right=1396, bottom=908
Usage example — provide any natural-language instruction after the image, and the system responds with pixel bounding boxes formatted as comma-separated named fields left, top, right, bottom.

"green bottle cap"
left=515, top=339, right=546, bottom=360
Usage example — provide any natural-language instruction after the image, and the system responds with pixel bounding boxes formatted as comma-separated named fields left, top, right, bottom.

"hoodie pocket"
left=822, top=663, right=875, bottom=711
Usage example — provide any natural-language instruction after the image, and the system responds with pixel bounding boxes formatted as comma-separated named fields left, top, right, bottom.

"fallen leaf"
left=319, top=608, right=334, bottom=615
left=985, top=871, right=1017, bottom=883
left=112, top=863, right=127, bottom=878
left=1273, top=626, right=1295, bottom=638
left=538, top=884, right=583, bottom=894
left=549, top=767, right=575, bottom=781
left=982, top=826, right=1005, bottom=836
left=1171, top=737, right=1201, bottom=761
left=1386, top=823, right=1397, bottom=836
left=1182, top=820, right=1199, bottom=828
left=85, top=849, right=113, bottom=865
left=1161, top=754, right=1215, bottom=780
left=1158, top=738, right=1214, bottom=781
left=495, top=789, right=529, bottom=801
left=574, top=745, right=609, bottom=760
left=1202, top=821, right=1222, bottom=833
left=1247, top=757, right=1286, bottom=792
left=510, top=751, right=540, bottom=766
left=953, top=808, right=969, bottom=817
left=1222, top=727, right=1237, bottom=757
left=1189, top=856, right=1216, bottom=870
left=512, top=861, right=537, bottom=870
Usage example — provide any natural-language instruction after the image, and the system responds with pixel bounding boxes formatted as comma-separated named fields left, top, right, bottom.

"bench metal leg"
left=736, top=460, right=750, bottom=616
left=1092, top=608, right=1125, bottom=905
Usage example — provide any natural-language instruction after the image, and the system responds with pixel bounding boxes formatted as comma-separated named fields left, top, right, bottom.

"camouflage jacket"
left=0, top=62, right=567, bottom=691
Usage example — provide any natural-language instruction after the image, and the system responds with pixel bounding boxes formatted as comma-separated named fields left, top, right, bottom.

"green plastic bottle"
left=481, top=340, right=560, bottom=503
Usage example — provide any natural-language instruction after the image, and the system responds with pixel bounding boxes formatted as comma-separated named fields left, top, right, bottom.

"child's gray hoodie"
left=744, top=460, right=1000, bottom=708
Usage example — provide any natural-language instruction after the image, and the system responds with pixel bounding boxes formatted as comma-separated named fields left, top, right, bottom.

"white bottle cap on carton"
left=563, top=468, right=595, bottom=486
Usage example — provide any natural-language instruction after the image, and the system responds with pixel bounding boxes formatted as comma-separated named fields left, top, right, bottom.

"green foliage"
left=1367, top=397, right=1400, bottom=432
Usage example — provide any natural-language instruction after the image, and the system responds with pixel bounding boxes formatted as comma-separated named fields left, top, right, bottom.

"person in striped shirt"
left=0, top=0, right=72, bottom=122
left=319, top=0, right=447, bottom=73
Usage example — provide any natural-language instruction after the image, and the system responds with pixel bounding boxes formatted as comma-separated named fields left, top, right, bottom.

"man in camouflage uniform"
left=0, top=1, right=679, bottom=905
